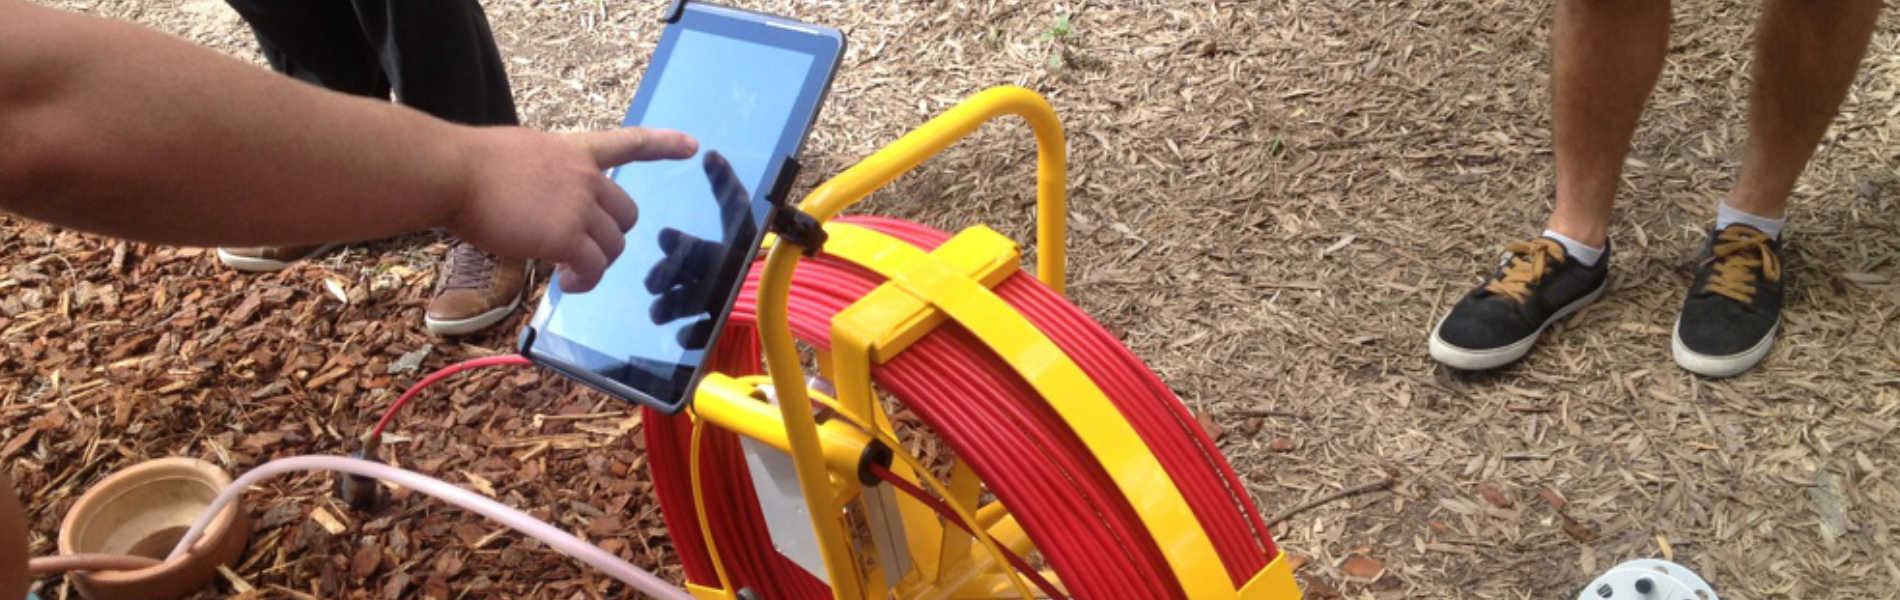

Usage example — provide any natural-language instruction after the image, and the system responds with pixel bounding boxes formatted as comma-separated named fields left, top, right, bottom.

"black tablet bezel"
left=518, top=1, right=843, bottom=414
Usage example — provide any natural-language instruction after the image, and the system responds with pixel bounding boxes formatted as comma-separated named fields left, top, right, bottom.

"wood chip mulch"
left=8, top=0, right=1900, bottom=598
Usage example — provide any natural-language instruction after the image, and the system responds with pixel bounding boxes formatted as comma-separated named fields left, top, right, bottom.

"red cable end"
left=368, top=354, right=533, bottom=439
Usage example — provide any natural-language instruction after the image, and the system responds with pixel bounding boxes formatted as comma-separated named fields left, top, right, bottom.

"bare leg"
left=1545, top=0, right=1671, bottom=248
left=1726, top=0, right=1881, bottom=219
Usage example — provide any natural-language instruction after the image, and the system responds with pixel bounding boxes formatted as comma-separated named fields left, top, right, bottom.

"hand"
left=449, top=126, right=697, bottom=293
left=646, top=151, right=755, bottom=349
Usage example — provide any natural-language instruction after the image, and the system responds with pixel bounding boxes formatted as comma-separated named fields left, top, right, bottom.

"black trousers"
left=224, top=0, right=518, bottom=126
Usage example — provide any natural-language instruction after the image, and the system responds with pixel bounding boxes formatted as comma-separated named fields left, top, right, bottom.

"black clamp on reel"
left=765, top=156, right=826, bottom=256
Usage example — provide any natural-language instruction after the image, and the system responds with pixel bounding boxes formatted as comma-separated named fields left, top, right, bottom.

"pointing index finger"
left=576, top=127, right=698, bottom=168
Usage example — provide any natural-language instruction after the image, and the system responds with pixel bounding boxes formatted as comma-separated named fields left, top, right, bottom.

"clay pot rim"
left=56, top=457, right=243, bottom=584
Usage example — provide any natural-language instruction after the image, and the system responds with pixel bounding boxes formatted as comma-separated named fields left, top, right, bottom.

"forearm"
left=0, top=1, right=475, bottom=247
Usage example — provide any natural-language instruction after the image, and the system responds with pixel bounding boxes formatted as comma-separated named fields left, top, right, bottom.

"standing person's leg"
left=352, top=0, right=530, bottom=336
left=215, top=0, right=388, bottom=272
left=1728, top=0, right=1881, bottom=220
left=222, top=1, right=388, bottom=99
left=1545, top=0, right=1672, bottom=249
left=352, top=0, right=518, bottom=127
left=1428, top=0, right=1670, bottom=370
left=1673, top=0, right=1880, bottom=377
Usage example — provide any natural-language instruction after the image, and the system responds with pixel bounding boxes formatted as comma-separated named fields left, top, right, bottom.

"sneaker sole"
left=216, top=243, right=341, bottom=272
left=1428, top=279, right=1607, bottom=370
left=1671, top=317, right=1776, bottom=378
left=424, top=297, right=522, bottom=336
left=424, top=262, right=531, bottom=337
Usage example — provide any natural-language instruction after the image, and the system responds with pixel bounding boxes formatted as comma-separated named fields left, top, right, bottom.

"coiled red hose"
left=644, top=217, right=1277, bottom=599
left=866, top=217, right=1277, bottom=570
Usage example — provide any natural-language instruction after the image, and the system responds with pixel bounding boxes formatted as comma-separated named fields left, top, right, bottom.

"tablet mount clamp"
left=765, top=156, right=827, bottom=256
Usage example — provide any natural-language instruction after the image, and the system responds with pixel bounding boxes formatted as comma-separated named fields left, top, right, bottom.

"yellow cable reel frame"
left=683, top=86, right=1299, bottom=599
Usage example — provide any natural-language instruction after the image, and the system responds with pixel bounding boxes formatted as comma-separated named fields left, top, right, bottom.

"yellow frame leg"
left=750, top=86, right=1070, bottom=599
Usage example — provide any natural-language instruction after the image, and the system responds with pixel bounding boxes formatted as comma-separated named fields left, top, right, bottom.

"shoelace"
left=1702, top=227, right=1780, bottom=304
left=1483, top=238, right=1566, bottom=304
left=442, top=242, right=496, bottom=290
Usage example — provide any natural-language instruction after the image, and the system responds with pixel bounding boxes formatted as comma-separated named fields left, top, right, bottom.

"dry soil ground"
left=5, top=0, right=1900, bottom=598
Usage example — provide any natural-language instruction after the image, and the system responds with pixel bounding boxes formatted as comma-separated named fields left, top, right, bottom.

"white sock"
left=1540, top=229, right=1604, bottom=267
left=1716, top=201, right=1786, bottom=239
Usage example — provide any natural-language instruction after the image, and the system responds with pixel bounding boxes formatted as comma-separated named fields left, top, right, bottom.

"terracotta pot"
left=57, top=458, right=249, bottom=600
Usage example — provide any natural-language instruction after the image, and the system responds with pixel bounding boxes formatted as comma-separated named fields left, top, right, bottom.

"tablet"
left=518, top=2, right=844, bottom=413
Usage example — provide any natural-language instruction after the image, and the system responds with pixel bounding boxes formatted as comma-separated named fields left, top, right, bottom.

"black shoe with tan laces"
left=1429, top=237, right=1611, bottom=370
left=1672, top=224, right=1783, bottom=377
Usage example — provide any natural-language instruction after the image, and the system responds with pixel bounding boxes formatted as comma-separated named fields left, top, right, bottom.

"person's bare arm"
left=0, top=1, right=693, bottom=292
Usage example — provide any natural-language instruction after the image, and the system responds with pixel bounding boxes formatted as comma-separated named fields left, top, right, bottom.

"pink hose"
left=167, top=455, right=692, bottom=600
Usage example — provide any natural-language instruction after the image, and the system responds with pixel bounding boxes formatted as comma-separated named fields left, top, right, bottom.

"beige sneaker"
left=425, top=242, right=529, bottom=336
left=215, top=244, right=341, bottom=272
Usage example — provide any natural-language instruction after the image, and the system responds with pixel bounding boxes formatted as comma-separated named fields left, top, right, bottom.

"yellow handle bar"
left=797, top=85, right=1067, bottom=293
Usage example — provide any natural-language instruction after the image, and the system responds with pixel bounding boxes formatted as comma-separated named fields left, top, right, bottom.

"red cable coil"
left=866, top=217, right=1278, bottom=570
left=744, top=257, right=1169, bottom=599
left=838, top=217, right=1276, bottom=576
left=645, top=216, right=1278, bottom=599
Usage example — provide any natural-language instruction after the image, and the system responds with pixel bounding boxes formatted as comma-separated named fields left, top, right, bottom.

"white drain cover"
left=1578, top=559, right=1718, bottom=600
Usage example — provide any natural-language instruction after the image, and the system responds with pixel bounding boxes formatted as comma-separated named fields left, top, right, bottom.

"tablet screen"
left=526, top=13, right=837, bottom=409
